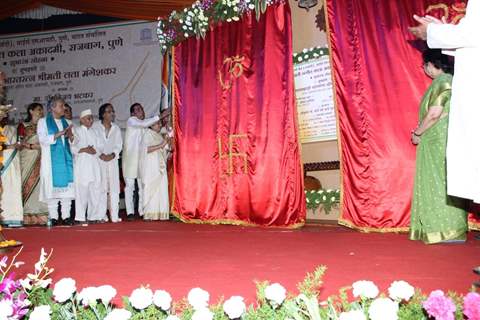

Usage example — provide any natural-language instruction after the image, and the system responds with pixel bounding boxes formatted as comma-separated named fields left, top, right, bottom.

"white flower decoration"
left=188, top=288, right=210, bottom=310
left=78, top=287, right=100, bottom=306
left=153, top=289, right=172, bottom=311
left=265, top=283, right=287, bottom=308
left=20, top=278, right=32, bottom=290
left=0, top=300, right=13, bottom=318
left=352, top=280, right=379, bottom=299
left=53, top=278, right=77, bottom=303
left=368, top=298, right=399, bottom=320
left=104, top=308, right=132, bottom=320
left=29, top=305, right=51, bottom=320
left=223, top=296, right=246, bottom=319
left=98, top=285, right=117, bottom=305
left=388, top=281, right=415, bottom=302
left=192, top=308, right=214, bottom=320
left=129, top=287, right=153, bottom=310
left=338, top=310, right=366, bottom=320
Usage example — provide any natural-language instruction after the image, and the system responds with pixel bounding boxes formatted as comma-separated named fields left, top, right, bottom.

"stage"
left=4, top=221, right=479, bottom=304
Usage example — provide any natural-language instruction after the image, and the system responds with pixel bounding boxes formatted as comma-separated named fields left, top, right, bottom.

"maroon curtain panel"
left=172, top=2, right=305, bottom=227
left=326, top=0, right=465, bottom=231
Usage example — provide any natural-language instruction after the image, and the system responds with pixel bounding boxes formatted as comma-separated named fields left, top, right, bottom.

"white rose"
left=368, top=298, right=399, bottom=320
left=153, top=290, right=172, bottom=311
left=98, top=285, right=117, bottom=305
left=187, top=288, right=210, bottom=310
left=388, top=281, right=415, bottom=302
left=53, top=278, right=77, bottom=303
left=104, top=308, right=132, bottom=320
left=223, top=296, right=246, bottom=319
left=29, top=305, right=51, bottom=320
left=265, top=283, right=287, bottom=308
left=78, top=287, right=100, bottom=306
left=129, top=287, right=153, bottom=310
left=338, top=310, right=366, bottom=320
left=352, top=280, right=379, bottom=299
left=192, top=308, right=214, bottom=320
left=0, top=300, right=13, bottom=318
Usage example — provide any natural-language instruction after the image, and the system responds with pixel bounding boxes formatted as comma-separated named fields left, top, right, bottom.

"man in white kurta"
left=411, top=0, right=480, bottom=202
left=94, top=104, right=123, bottom=223
left=0, top=121, right=24, bottom=227
left=122, top=103, right=159, bottom=219
left=71, top=109, right=102, bottom=222
left=38, top=98, right=74, bottom=225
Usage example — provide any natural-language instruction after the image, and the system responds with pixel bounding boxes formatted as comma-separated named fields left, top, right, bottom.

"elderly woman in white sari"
left=139, top=120, right=170, bottom=220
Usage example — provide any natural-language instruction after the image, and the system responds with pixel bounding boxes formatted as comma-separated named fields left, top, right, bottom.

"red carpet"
left=3, top=222, right=479, bottom=304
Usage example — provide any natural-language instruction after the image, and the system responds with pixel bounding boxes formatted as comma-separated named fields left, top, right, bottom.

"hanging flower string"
left=293, top=46, right=330, bottom=64
left=305, top=189, right=340, bottom=214
left=156, top=0, right=284, bottom=52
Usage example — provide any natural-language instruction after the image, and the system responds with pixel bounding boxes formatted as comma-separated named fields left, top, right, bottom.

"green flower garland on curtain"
left=305, top=189, right=340, bottom=214
left=156, top=0, right=284, bottom=52
left=293, top=47, right=329, bottom=64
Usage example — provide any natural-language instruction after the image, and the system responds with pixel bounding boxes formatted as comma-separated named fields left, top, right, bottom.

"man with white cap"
left=71, top=109, right=102, bottom=223
left=37, top=97, right=74, bottom=226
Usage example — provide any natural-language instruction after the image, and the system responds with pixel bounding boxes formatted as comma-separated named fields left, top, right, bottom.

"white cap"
left=80, top=109, right=92, bottom=119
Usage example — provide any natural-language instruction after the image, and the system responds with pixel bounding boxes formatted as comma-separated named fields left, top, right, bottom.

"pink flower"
left=463, top=292, right=480, bottom=320
left=423, top=290, right=456, bottom=320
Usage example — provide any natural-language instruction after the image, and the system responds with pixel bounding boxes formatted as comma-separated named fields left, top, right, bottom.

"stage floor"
left=4, top=222, right=479, bottom=304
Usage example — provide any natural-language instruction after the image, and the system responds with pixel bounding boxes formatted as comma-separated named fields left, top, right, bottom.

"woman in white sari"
left=18, top=103, right=48, bottom=225
left=139, top=121, right=169, bottom=220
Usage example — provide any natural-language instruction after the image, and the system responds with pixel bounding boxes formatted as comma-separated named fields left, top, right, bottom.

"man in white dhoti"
left=410, top=0, right=480, bottom=202
left=94, top=103, right=123, bottom=223
left=38, top=97, right=74, bottom=226
left=122, top=103, right=159, bottom=220
left=71, top=109, right=102, bottom=223
left=0, top=116, right=24, bottom=227
left=139, top=120, right=170, bottom=220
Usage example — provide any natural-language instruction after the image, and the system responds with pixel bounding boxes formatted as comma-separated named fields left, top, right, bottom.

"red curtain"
left=326, top=0, right=466, bottom=231
left=0, top=0, right=194, bottom=20
left=172, top=2, right=305, bottom=227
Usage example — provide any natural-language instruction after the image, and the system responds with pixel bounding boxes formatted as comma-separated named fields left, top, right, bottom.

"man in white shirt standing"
left=37, top=97, right=74, bottom=226
left=122, top=103, right=159, bottom=220
left=94, top=103, right=123, bottom=223
left=71, top=109, right=102, bottom=223
left=410, top=0, right=480, bottom=203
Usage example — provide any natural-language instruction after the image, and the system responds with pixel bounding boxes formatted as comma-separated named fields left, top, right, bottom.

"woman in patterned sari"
left=410, top=49, right=468, bottom=244
left=18, top=103, right=48, bottom=225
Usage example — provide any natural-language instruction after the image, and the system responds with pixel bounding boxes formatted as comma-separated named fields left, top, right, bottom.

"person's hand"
left=86, top=146, right=96, bottom=155
left=409, top=15, right=430, bottom=40
left=411, top=132, right=421, bottom=145
left=100, top=153, right=115, bottom=161
left=65, top=125, right=74, bottom=139
left=14, top=142, right=24, bottom=150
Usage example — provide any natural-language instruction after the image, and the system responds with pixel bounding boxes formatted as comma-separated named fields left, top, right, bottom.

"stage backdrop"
left=326, top=0, right=475, bottom=231
left=173, top=2, right=305, bottom=227
left=0, top=21, right=162, bottom=127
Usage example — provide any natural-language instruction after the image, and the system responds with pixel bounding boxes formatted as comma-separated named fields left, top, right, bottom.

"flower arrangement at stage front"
left=1, top=249, right=480, bottom=319
left=156, top=0, right=283, bottom=53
